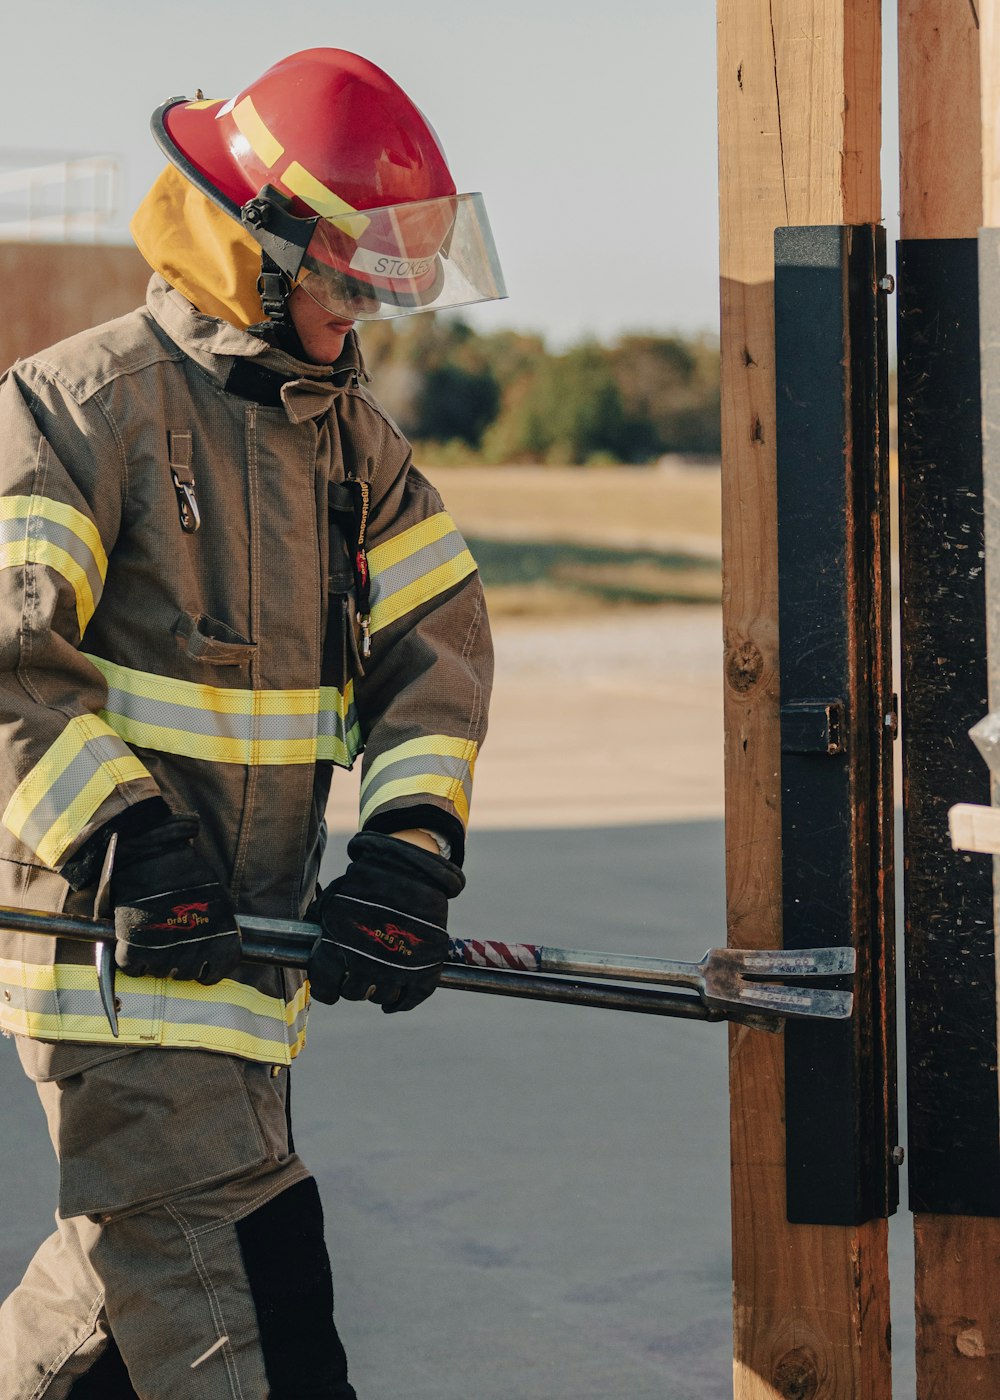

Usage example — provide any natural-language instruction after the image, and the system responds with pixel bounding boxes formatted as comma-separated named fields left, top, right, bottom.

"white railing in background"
left=0, top=155, right=119, bottom=240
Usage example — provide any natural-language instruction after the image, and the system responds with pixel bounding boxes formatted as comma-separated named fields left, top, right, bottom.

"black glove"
left=110, top=816, right=242, bottom=985
left=309, top=831, right=464, bottom=1013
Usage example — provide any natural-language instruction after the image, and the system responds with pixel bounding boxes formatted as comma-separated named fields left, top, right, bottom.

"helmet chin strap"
left=245, top=249, right=313, bottom=360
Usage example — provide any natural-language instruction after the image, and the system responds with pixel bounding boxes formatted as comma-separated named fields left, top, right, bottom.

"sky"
left=0, top=1, right=900, bottom=349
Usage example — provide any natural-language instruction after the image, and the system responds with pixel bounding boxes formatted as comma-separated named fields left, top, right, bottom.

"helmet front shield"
left=244, top=189, right=506, bottom=322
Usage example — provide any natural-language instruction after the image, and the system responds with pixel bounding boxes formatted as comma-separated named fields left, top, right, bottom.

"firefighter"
left=0, top=48, right=502, bottom=1398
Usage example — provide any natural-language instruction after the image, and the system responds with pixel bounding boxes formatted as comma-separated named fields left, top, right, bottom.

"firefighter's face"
left=287, top=285, right=356, bottom=364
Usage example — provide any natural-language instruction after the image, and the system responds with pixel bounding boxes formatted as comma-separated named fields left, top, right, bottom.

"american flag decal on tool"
left=450, top=939, right=541, bottom=972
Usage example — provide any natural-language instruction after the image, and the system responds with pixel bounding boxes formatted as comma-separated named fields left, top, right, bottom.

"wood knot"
left=956, top=1327, right=986, bottom=1358
left=772, top=1348, right=819, bottom=1399
left=725, top=640, right=765, bottom=695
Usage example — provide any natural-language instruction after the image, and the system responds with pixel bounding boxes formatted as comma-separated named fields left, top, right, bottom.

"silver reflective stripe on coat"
left=359, top=734, right=477, bottom=827
left=84, top=655, right=362, bottom=768
left=3, top=714, right=151, bottom=867
left=0, top=495, right=108, bottom=636
left=367, top=511, right=477, bottom=634
left=0, top=958, right=310, bottom=1064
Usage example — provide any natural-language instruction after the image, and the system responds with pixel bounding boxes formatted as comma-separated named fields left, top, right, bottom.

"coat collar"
left=145, top=275, right=365, bottom=423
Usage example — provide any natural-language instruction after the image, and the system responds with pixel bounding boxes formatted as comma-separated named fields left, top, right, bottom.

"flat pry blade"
left=733, top=947, right=857, bottom=979
left=700, top=945, right=856, bottom=1020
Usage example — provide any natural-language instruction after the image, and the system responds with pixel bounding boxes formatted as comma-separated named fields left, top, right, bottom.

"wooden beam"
left=717, top=2, right=891, bottom=1395
left=915, top=1218, right=1000, bottom=1393
left=896, top=6, right=1000, bottom=1399
left=898, top=0, right=984, bottom=238
left=982, top=0, right=1000, bottom=227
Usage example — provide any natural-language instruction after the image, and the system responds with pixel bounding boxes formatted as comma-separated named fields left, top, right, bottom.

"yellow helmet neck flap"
left=131, top=164, right=270, bottom=332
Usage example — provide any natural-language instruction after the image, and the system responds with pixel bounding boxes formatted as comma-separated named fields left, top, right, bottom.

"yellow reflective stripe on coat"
left=367, top=512, right=477, bottom=634
left=0, top=495, right=109, bottom=635
left=0, top=957, right=309, bottom=1065
left=359, top=734, right=477, bottom=828
left=3, top=714, right=152, bottom=867
left=85, top=654, right=361, bottom=767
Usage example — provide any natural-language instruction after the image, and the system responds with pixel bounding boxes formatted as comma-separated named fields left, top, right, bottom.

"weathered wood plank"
left=718, top=1, right=890, bottom=1395
left=898, top=0, right=983, bottom=238
left=914, top=1215, right=1000, bottom=1394
left=982, top=0, right=1000, bottom=227
left=895, top=7, right=1000, bottom=1399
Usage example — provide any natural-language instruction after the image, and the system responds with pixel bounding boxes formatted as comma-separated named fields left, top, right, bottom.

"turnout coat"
left=0, top=276, right=492, bottom=1064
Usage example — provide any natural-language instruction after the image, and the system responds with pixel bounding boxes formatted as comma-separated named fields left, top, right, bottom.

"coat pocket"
left=174, top=611, right=257, bottom=666
left=24, top=1045, right=288, bottom=1219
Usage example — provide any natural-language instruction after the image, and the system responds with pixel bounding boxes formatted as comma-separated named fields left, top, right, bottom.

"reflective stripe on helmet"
left=3, top=715, right=152, bottom=867
left=284, top=160, right=366, bottom=229
left=0, top=957, right=309, bottom=1064
left=359, top=734, right=477, bottom=828
left=367, top=511, right=476, bottom=634
left=233, top=95, right=285, bottom=166
left=83, top=654, right=362, bottom=768
left=0, top=495, right=108, bottom=636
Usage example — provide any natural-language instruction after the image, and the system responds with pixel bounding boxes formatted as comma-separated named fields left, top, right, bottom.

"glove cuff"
left=363, top=805, right=467, bottom=866
left=346, top=830, right=465, bottom=899
left=60, top=796, right=175, bottom=890
left=113, top=814, right=200, bottom=871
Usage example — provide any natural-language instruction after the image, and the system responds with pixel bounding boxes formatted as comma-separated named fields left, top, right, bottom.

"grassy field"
left=430, top=460, right=722, bottom=616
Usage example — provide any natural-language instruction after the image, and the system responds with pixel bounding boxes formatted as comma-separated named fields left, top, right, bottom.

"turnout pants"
left=0, top=1039, right=358, bottom=1399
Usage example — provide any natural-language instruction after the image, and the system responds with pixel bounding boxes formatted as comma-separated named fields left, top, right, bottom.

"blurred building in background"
left=0, top=152, right=148, bottom=371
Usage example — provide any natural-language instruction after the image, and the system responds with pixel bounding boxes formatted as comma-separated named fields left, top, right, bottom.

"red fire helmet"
left=152, top=48, right=506, bottom=321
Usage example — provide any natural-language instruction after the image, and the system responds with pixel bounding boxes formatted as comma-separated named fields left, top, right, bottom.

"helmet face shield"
left=297, top=192, right=506, bottom=321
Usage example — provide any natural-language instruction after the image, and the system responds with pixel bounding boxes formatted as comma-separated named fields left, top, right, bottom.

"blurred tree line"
left=358, top=315, right=721, bottom=465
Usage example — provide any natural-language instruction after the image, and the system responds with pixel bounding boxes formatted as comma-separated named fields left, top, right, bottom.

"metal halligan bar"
left=0, top=906, right=728, bottom=1026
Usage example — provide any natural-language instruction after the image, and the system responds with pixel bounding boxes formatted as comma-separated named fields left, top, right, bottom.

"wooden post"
left=896, top=5, right=1000, bottom=1396
left=717, top=2, right=891, bottom=1396
left=982, top=0, right=1000, bottom=231
left=898, top=1, right=984, bottom=239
